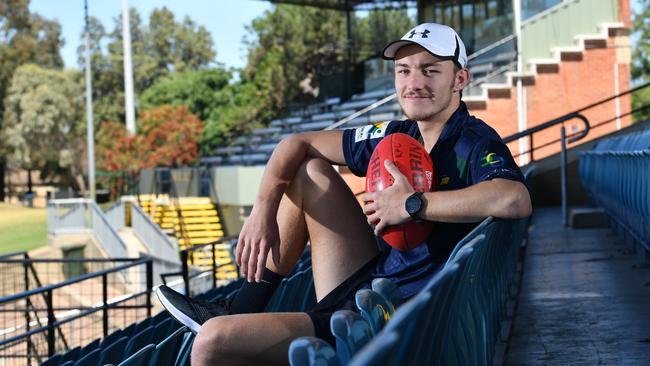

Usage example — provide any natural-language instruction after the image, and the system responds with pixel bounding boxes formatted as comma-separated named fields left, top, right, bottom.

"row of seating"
left=288, top=216, right=529, bottom=366
left=579, top=126, right=650, bottom=250
left=40, top=252, right=315, bottom=366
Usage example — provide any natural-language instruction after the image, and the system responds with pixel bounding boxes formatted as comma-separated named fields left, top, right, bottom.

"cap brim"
left=382, top=40, right=422, bottom=60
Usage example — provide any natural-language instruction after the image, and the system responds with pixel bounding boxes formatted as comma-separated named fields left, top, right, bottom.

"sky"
left=29, top=0, right=272, bottom=70
left=30, top=0, right=642, bottom=71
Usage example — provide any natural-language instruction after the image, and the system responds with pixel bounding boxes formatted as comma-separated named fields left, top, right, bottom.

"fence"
left=47, top=199, right=128, bottom=259
left=0, top=254, right=153, bottom=366
left=161, top=240, right=236, bottom=296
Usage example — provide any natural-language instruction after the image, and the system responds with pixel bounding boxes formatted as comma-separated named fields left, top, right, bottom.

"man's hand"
left=361, top=160, right=414, bottom=235
left=235, top=207, right=281, bottom=283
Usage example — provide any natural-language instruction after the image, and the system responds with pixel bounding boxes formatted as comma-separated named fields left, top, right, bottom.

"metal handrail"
left=501, top=81, right=650, bottom=225
left=0, top=256, right=153, bottom=360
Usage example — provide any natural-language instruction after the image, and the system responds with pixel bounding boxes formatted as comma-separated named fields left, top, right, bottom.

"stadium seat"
left=118, top=344, right=155, bottom=366
left=40, top=354, right=61, bottom=366
left=59, top=361, right=74, bottom=366
left=100, top=329, right=124, bottom=348
left=99, top=336, right=129, bottom=365
left=330, top=310, right=373, bottom=365
left=152, top=317, right=175, bottom=342
left=347, top=330, right=399, bottom=366
left=173, top=332, right=194, bottom=366
left=288, top=336, right=340, bottom=366
left=149, top=327, right=189, bottom=366
left=59, top=346, right=81, bottom=364
left=354, top=289, right=393, bottom=335
left=370, top=278, right=401, bottom=311
left=78, top=339, right=100, bottom=359
left=73, top=348, right=101, bottom=366
left=124, top=326, right=155, bottom=357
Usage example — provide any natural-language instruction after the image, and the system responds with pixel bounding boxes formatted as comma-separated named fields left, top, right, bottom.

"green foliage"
left=0, top=1, right=64, bottom=199
left=1, top=64, right=86, bottom=190
left=140, top=67, right=259, bottom=151
left=632, top=0, right=650, bottom=122
left=79, top=6, right=216, bottom=124
left=355, top=9, right=415, bottom=60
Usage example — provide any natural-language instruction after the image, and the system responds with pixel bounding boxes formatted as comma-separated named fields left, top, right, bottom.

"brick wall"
left=467, top=30, right=632, bottom=164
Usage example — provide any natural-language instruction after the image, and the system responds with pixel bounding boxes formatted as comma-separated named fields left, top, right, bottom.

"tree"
left=355, top=9, right=415, bottom=60
left=96, top=105, right=203, bottom=196
left=632, top=0, right=650, bottom=122
left=79, top=7, right=216, bottom=125
left=0, top=1, right=64, bottom=200
left=1, top=64, right=85, bottom=192
left=139, top=67, right=261, bottom=151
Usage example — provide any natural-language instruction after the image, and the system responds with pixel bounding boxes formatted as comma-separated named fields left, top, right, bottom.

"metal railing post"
left=146, top=259, right=153, bottom=318
left=561, top=126, right=568, bottom=225
left=181, top=250, right=190, bottom=296
left=529, top=134, right=534, bottom=161
left=102, top=273, right=108, bottom=337
left=212, top=243, right=217, bottom=290
left=46, top=290, right=55, bottom=357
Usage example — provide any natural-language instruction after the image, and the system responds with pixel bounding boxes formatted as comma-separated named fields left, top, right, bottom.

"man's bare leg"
left=192, top=158, right=378, bottom=365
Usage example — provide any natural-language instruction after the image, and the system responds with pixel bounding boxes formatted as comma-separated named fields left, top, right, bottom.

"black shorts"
left=305, top=256, right=378, bottom=346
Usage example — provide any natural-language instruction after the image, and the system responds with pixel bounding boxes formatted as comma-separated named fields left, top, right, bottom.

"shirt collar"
left=436, top=101, right=469, bottom=144
left=407, top=101, right=469, bottom=153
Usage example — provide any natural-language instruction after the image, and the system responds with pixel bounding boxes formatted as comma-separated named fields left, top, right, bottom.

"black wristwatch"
left=405, top=191, right=425, bottom=220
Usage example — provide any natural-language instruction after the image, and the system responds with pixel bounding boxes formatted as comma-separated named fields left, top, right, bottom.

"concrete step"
left=569, top=207, right=609, bottom=228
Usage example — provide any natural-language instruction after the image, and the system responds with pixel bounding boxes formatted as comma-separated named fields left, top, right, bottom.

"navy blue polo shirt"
left=342, top=102, right=525, bottom=298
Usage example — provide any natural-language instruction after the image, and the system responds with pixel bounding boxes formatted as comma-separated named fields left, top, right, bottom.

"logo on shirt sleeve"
left=480, top=151, right=504, bottom=168
left=354, top=121, right=390, bottom=142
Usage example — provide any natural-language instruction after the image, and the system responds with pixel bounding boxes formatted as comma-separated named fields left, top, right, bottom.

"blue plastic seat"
left=347, top=330, right=399, bottom=366
left=288, top=336, right=340, bottom=366
left=149, top=327, right=189, bottom=366
left=40, top=354, right=61, bottom=366
left=152, top=317, right=175, bottom=342
left=100, top=329, right=124, bottom=348
left=354, top=289, right=393, bottom=335
left=173, top=332, right=194, bottom=366
left=99, top=336, right=129, bottom=366
left=118, top=344, right=155, bottom=366
left=370, top=278, right=402, bottom=311
left=330, top=310, right=373, bottom=365
left=124, top=325, right=155, bottom=358
left=78, top=339, right=100, bottom=359
left=73, top=348, right=101, bottom=366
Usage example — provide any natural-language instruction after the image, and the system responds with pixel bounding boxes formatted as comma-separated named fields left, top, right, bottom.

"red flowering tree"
left=97, top=104, right=203, bottom=196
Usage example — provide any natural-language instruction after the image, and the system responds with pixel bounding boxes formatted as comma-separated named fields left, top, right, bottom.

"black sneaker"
left=156, top=285, right=231, bottom=333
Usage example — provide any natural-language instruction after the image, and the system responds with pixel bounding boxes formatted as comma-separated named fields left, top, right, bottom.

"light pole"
left=122, top=0, right=136, bottom=136
left=84, top=0, right=96, bottom=201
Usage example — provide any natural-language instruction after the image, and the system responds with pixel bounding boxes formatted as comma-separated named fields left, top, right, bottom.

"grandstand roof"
left=262, top=0, right=416, bottom=11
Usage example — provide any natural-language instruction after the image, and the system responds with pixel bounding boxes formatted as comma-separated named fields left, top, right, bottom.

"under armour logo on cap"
left=382, top=23, right=468, bottom=69
left=408, top=29, right=430, bottom=39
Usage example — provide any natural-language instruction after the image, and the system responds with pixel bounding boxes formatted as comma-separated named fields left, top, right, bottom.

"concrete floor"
left=505, top=207, right=650, bottom=365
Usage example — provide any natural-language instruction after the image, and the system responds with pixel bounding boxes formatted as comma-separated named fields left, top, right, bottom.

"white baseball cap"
left=382, top=23, right=468, bottom=69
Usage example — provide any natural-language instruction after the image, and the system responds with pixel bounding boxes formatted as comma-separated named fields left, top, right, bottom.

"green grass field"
left=0, top=203, right=47, bottom=255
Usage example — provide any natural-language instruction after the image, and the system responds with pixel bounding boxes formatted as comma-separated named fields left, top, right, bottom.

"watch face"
left=406, top=194, right=422, bottom=215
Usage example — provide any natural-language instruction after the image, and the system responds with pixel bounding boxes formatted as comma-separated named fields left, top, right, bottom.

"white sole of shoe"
left=156, top=287, right=201, bottom=334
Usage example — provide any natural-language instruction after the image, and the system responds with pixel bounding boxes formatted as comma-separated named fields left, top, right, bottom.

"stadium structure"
left=1, top=0, right=649, bottom=365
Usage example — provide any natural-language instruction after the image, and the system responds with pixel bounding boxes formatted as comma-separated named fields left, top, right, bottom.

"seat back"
left=288, top=336, right=340, bottom=366
left=330, top=310, right=373, bottom=365
left=354, top=289, right=393, bottom=335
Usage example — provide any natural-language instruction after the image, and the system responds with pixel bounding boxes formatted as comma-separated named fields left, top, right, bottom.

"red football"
left=365, top=133, right=436, bottom=251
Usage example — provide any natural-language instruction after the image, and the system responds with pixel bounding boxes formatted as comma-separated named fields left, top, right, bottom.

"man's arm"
left=236, top=130, right=345, bottom=282
left=362, top=160, right=531, bottom=235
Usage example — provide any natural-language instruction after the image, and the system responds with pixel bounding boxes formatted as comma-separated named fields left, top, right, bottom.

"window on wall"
left=522, top=0, right=562, bottom=20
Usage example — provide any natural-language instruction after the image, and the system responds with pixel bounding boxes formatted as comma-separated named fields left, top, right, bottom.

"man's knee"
left=294, top=158, right=336, bottom=185
left=192, top=317, right=237, bottom=364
